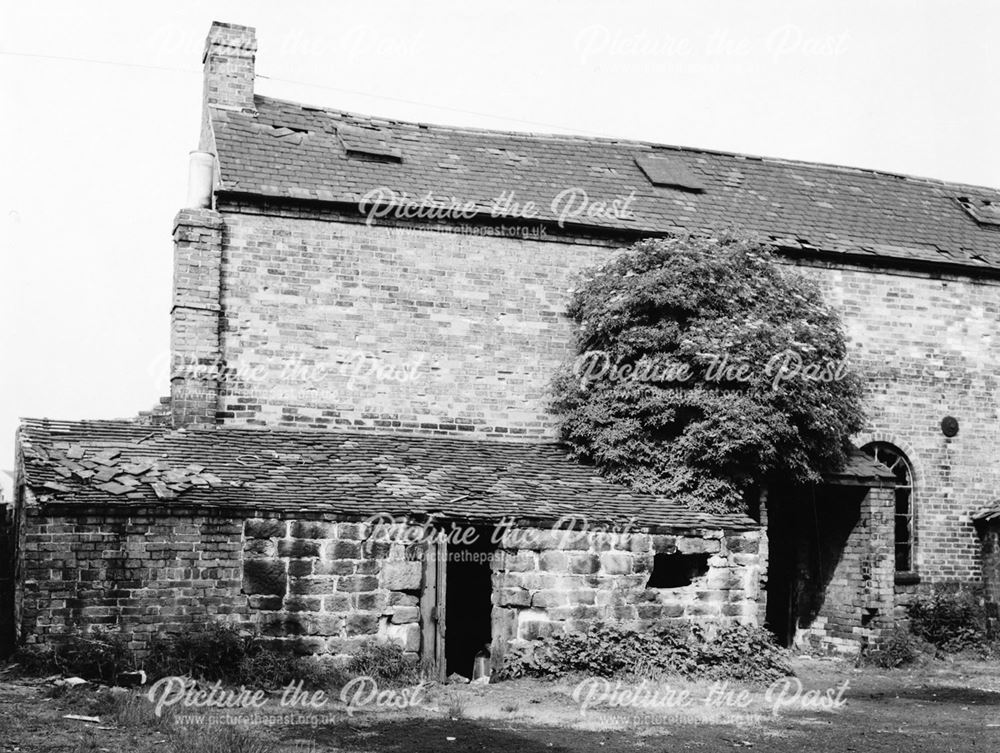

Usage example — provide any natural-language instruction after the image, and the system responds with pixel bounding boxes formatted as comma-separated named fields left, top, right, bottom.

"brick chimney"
left=169, top=22, right=255, bottom=427
left=200, top=21, right=257, bottom=150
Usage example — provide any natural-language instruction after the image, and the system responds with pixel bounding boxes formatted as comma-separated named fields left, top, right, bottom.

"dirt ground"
left=2, top=656, right=999, bottom=752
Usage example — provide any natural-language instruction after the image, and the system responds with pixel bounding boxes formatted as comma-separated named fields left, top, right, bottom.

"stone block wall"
left=240, top=518, right=425, bottom=661
left=15, top=490, right=765, bottom=663
left=491, top=527, right=764, bottom=653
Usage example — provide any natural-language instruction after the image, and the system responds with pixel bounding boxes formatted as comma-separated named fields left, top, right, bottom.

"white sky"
left=1, top=1, right=998, bottom=499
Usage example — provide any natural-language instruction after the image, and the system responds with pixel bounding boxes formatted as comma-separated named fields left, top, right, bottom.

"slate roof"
left=824, top=451, right=897, bottom=485
left=973, top=502, right=1000, bottom=523
left=17, top=419, right=759, bottom=531
left=209, top=95, right=1000, bottom=271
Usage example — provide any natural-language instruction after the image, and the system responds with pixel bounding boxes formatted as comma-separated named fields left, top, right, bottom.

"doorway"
left=765, top=485, right=864, bottom=647
left=0, top=503, right=16, bottom=657
left=444, top=527, right=496, bottom=679
left=420, top=525, right=497, bottom=680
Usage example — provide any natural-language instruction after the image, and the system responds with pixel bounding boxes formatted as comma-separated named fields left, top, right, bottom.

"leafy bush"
left=551, top=233, right=866, bottom=513
left=695, top=623, right=792, bottom=681
left=497, top=622, right=789, bottom=683
left=861, top=628, right=918, bottom=669
left=908, top=590, right=987, bottom=653
left=346, top=640, right=418, bottom=684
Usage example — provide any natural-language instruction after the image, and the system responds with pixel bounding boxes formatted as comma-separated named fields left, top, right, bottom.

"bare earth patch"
left=2, top=657, right=999, bottom=752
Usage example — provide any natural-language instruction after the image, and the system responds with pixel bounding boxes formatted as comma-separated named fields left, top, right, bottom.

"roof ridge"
left=19, top=417, right=568, bottom=446
left=248, top=94, right=1000, bottom=194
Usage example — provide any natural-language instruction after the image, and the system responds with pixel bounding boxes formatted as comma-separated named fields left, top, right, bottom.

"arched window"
left=862, top=442, right=915, bottom=573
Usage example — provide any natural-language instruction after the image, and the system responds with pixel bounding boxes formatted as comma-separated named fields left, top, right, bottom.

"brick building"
left=8, top=22, right=1000, bottom=666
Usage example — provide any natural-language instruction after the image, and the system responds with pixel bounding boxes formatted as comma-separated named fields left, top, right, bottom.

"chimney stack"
left=200, top=22, right=256, bottom=151
left=203, top=21, right=257, bottom=111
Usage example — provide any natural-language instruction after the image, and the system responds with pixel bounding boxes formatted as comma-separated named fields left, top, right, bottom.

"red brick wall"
left=214, top=213, right=616, bottom=437
left=185, top=210, right=1000, bottom=587
left=17, top=497, right=248, bottom=650
left=801, top=263, right=1000, bottom=586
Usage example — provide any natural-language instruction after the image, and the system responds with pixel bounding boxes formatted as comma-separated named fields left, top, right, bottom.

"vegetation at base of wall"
left=346, top=640, right=419, bottom=684
left=550, top=232, right=866, bottom=514
left=144, top=624, right=346, bottom=689
left=908, top=590, right=992, bottom=653
left=14, top=627, right=132, bottom=684
left=12, top=625, right=414, bottom=688
left=859, top=627, right=920, bottom=669
left=860, top=590, right=1000, bottom=668
left=497, top=623, right=791, bottom=683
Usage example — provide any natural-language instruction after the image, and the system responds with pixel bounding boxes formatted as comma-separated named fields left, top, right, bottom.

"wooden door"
left=420, top=538, right=447, bottom=680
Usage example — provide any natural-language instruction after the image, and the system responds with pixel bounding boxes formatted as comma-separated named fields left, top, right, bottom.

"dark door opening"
left=0, top=503, right=16, bottom=658
left=444, top=526, right=496, bottom=679
left=765, top=485, right=865, bottom=647
left=765, top=491, right=796, bottom=646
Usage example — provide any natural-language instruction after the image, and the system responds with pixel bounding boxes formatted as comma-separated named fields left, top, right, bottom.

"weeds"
left=346, top=640, right=418, bottom=684
left=168, top=725, right=275, bottom=753
left=498, top=623, right=790, bottom=683
left=860, top=628, right=919, bottom=669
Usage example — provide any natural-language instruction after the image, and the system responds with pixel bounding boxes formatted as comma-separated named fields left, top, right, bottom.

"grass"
left=445, top=694, right=468, bottom=719
left=168, top=725, right=276, bottom=753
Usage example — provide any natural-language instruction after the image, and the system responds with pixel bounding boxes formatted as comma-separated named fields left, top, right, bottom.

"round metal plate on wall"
left=941, top=416, right=959, bottom=437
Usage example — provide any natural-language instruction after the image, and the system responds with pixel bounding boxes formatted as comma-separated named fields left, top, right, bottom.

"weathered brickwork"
left=979, top=521, right=1000, bottom=632
left=16, top=495, right=764, bottom=660
left=180, top=211, right=999, bottom=591
left=788, top=486, right=896, bottom=654
left=17, top=495, right=248, bottom=651
left=803, top=263, right=1000, bottom=586
left=212, top=214, right=615, bottom=437
left=492, top=527, right=764, bottom=651
left=171, top=209, right=224, bottom=427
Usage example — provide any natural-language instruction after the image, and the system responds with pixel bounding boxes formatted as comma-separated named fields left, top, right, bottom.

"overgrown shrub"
left=908, top=590, right=987, bottom=653
left=551, top=233, right=866, bottom=514
left=497, top=622, right=789, bottom=683
left=346, top=640, right=418, bottom=683
left=695, top=623, right=792, bottom=681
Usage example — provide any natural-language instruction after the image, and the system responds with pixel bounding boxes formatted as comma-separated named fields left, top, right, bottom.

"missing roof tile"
left=635, top=155, right=705, bottom=192
left=338, top=125, right=403, bottom=162
left=956, top=196, right=1000, bottom=227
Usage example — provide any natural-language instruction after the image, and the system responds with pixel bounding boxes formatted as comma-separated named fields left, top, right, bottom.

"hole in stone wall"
left=647, top=552, right=710, bottom=588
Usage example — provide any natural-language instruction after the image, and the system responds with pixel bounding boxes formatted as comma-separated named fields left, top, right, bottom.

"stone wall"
left=492, top=527, right=764, bottom=653
left=15, top=492, right=764, bottom=662
left=241, top=518, right=423, bottom=661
